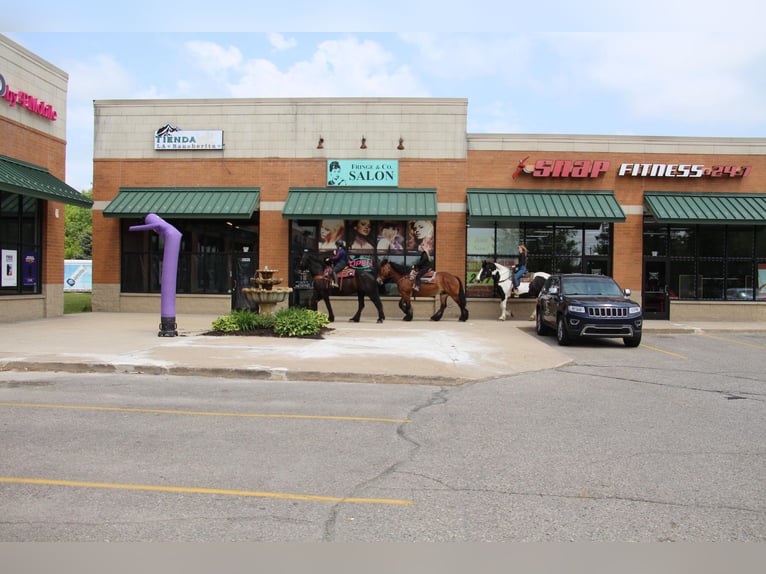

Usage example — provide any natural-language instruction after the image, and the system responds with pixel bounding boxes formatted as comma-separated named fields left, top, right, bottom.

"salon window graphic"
left=326, top=160, right=399, bottom=187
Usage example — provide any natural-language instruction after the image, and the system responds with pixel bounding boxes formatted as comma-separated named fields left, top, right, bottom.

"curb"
left=0, top=360, right=471, bottom=387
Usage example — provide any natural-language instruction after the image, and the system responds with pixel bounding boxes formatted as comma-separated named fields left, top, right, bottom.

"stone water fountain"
left=241, top=266, right=293, bottom=314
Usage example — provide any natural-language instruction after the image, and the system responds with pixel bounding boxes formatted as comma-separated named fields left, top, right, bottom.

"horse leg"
left=349, top=289, right=364, bottom=322
left=430, top=292, right=447, bottom=321
left=399, top=296, right=413, bottom=321
left=453, top=278, right=469, bottom=322
left=498, top=294, right=506, bottom=320
left=370, top=293, right=385, bottom=324
left=321, top=292, right=335, bottom=323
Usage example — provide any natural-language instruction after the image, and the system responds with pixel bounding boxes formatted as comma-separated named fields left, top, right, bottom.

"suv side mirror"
left=624, top=288, right=631, bottom=297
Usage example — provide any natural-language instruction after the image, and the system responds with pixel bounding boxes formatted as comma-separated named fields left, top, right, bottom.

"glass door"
left=643, top=259, right=669, bottom=319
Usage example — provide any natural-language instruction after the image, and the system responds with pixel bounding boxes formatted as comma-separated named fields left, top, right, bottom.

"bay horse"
left=298, top=250, right=385, bottom=323
left=476, top=260, right=549, bottom=321
left=377, top=259, right=469, bottom=322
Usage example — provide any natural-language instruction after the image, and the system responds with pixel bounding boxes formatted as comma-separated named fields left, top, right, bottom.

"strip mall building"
left=91, top=97, right=766, bottom=321
left=0, top=35, right=93, bottom=323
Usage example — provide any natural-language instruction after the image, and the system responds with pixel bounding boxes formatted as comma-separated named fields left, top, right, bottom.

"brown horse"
left=377, top=259, right=468, bottom=322
left=298, top=250, right=385, bottom=323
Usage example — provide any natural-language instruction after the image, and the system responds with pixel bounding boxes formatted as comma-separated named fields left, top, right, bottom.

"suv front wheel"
left=556, top=316, right=571, bottom=346
left=536, top=308, right=551, bottom=336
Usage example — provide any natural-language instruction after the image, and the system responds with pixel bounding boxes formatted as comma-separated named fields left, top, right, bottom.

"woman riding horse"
left=377, top=259, right=469, bottom=322
left=298, top=250, right=385, bottom=323
left=476, top=260, right=549, bottom=321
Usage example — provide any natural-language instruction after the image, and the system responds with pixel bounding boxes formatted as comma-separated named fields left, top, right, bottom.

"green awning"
left=103, top=188, right=260, bottom=219
left=0, top=154, right=92, bottom=208
left=467, top=189, right=625, bottom=222
left=283, top=188, right=437, bottom=219
left=644, top=192, right=766, bottom=224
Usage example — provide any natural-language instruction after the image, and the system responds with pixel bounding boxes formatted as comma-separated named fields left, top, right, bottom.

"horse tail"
left=458, top=276, right=467, bottom=308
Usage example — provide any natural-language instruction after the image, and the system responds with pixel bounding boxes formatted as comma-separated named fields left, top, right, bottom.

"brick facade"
left=90, top=98, right=766, bottom=317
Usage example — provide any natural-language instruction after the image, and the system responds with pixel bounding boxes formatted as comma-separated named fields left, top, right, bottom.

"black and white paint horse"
left=476, top=260, right=550, bottom=321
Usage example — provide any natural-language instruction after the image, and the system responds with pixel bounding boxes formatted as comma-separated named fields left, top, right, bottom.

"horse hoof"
left=377, top=318, right=384, bottom=324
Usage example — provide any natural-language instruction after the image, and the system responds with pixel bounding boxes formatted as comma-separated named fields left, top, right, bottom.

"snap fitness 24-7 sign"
left=513, top=157, right=752, bottom=179
left=0, top=72, right=58, bottom=121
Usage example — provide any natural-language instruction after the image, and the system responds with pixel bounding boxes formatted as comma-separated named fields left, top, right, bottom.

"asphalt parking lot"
left=1, top=325, right=764, bottom=542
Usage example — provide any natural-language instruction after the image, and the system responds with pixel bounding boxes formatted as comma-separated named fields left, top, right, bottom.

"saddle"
left=323, top=265, right=355, bottom=287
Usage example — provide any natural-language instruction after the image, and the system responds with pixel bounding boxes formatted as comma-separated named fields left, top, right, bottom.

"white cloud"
left=225, top=37, right=427, bottom=97
left=268, top=33, right=296, bottom=51
left=557, top=33, right=766, bottom=125
left=184, top=40, right=243, bottom=74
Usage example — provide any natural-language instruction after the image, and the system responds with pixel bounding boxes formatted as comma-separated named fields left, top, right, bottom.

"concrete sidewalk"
left=0, top=313, right=764, bottom=385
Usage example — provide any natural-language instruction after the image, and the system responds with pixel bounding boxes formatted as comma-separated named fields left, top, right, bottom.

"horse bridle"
left=481, top=262, right=510, bottom=284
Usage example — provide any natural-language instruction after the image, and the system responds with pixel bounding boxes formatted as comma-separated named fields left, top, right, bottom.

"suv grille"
left=587, top=306, right=627, bottom=318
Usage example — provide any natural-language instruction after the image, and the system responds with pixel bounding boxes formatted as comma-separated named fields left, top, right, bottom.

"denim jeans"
left=512, top=265, right=527, bottom=288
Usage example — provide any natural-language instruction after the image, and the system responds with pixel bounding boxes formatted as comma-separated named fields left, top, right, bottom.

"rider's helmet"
left=335, top=240, right=344, bottom=247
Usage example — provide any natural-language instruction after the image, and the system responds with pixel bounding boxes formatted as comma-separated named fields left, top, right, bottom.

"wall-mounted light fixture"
left=397, top=137, right=405, bottom=150
left=360, top=136, right=367, bottom=149
left=317, top=136, right=324, bottom=149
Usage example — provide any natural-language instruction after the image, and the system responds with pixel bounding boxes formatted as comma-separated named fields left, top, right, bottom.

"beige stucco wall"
left=93, top=98, right=468, bottom=161
left=0, top=34, right=67, bottom=140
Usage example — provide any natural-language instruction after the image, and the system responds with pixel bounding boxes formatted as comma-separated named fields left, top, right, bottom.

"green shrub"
left=272, top=308, right=330, bottom=337
left=211, top=308, right=328, bottom=337
left=211, top=315, right=239, bottom=332
left=231, top=309, right=275, bottom=331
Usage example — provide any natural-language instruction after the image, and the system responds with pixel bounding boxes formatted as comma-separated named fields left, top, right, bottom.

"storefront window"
left=0, top=191, right=42, bottom=295
left=699, top=226, right=725, bottom=257
left=757, top=228, right=766, bottom=257
left=726, top=260, right=756, bottom=300
left=289, top=219, right=433, bottom=298
left=466, top=221, right=614, bottom=297
left=643, top=223, right=667, bottom=256
left=698, top=260, right=725, bottom=299
left=728, top=227, right=753, bottom=257
left=671, top=260, right=698, bottom=299
left=645, top=223, right=766, bottom=302
left=120, top=219, right=258, bottom=294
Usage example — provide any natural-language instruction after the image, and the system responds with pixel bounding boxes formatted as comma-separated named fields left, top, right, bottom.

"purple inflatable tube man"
left=129, top=213, right=182, bottom=336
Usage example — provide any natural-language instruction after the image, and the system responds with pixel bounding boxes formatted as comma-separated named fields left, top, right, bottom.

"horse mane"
left=384, top=259, right=410, bottom=276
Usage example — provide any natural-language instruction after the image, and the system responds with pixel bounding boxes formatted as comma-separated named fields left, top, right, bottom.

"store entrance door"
left=643, top=259, right=669, bottom=320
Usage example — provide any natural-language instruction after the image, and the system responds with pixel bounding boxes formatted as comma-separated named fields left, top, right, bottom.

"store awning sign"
left=154, top=124, right=223, bottom=150
left=327, top=160, right=398, bottom=187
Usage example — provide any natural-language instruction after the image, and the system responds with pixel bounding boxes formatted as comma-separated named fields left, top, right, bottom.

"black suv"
left=536, top=274, right=643, bottom=347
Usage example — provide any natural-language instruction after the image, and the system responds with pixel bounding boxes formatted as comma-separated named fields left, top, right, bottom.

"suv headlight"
left=628, top=306, right=641, bottom=315
left=568, top=305, right=585, bottom=314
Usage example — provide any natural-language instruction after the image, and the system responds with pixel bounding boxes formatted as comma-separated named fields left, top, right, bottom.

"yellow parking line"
left=0, top=402, right=410, bottom=424
left=697, top=332, right=766, bottom=350
left=0, top=477, right=412, bottom=506
left=639, top=344, right=688, bottom=359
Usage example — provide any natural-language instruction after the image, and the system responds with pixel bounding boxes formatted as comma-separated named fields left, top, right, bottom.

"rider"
left=412, top=242, right=432, bottom=292
left=511, top=244, right=528, bottom=297
left=327, top=239, right=348, bottom=288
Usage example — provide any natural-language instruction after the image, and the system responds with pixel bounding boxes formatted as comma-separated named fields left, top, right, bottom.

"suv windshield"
left=561, top=276, right=624, bottom=297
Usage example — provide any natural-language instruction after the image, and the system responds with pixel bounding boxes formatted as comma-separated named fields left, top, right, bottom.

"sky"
left=4, top=0, right=766, bottom=192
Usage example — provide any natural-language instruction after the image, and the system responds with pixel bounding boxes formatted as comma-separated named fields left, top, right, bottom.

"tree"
left=65, top=189, right=93, bottom=259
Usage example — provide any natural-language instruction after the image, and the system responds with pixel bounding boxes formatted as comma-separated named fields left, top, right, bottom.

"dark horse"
left=377, top=259, right=469, bottom=322
left=298, top=251, right=385, bottom=323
